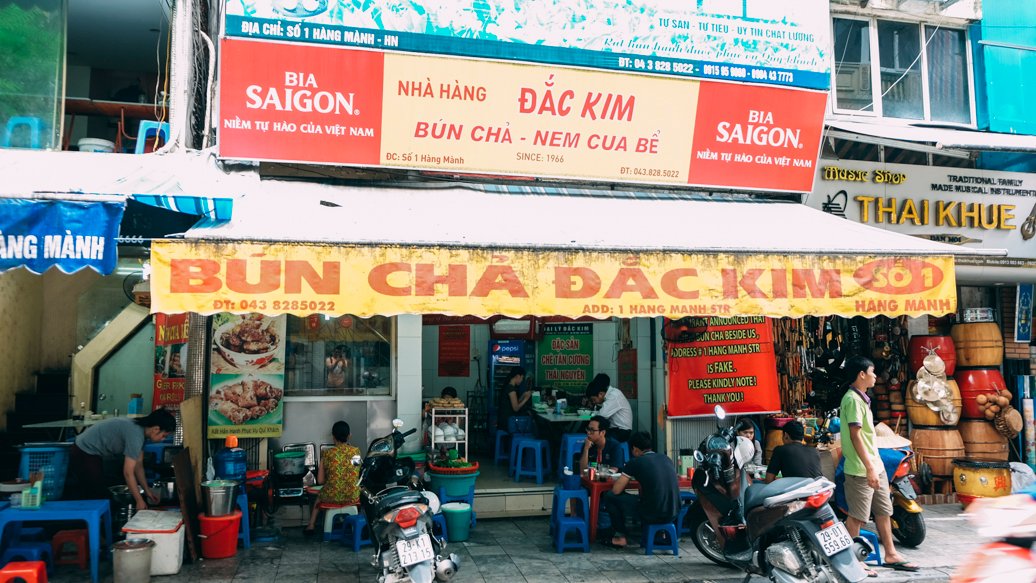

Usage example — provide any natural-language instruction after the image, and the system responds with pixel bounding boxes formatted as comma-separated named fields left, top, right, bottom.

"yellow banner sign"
left=150, top=240, right=957, bottom=319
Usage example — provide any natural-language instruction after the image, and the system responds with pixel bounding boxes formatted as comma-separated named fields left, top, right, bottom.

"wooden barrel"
left=764, top=428, right=784, bottom=463
left=958, top=420, right=1009, bottom=461
left=952, top=458, right=1012, bottom=508
left=955, top=368, right=1007, bottom=419
left=907, top=335, right=957, bottom=376
left=911, top=427, right=965, bottom=476
left=906, top=379, right=961, bottom=427
left=951, top=323, right=1004, bottom=367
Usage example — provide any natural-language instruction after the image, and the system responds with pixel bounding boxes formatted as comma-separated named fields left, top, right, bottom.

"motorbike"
left=952, top=489, right=1036, bottom=582
left=353, top=419, right=460, bottom=583
left=816, top=410, right=926, bottom=547
left=688, top=406, right=873, bottom=583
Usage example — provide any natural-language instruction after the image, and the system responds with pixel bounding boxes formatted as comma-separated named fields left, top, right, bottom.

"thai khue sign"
left=807, top=161, right=1036, bottom=268
left=150, top=240, right=958, bottom=319
left=666, top=316, right=780, bottom=418
left=219, top=39, right=827, bottom=193
left=224, top=0, right=831, bottom=90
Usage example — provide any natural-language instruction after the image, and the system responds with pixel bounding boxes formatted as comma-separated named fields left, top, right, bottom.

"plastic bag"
left=1011, top=462, right=1036, bottom=493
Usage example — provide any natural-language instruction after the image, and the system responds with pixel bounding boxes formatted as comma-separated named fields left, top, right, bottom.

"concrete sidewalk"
left=50, top=504, right=973, bottom=582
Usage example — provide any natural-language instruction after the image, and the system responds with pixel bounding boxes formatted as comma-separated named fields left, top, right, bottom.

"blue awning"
left=131, top=194, right=234, bottom=222
left=0, top=196, right=125, bottom=275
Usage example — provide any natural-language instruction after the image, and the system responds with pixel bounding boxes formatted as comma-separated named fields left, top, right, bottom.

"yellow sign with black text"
left=150, top=240, right=957, bottom=318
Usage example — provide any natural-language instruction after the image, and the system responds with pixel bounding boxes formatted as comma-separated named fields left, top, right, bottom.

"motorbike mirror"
left=693, top=450, right=704, bottom=463
left=714, top=405, right=727, bottom=420
left=392, top=418, right=404, bottom=429
left=350, top=455, right=362, bottom=466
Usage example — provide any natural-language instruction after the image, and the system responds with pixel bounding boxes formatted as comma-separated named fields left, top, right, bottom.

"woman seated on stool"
left=305, top=421, right=361, bottom=536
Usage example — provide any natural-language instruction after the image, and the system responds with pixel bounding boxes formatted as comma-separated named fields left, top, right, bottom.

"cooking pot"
left=273, top=451, right=307, bottom=476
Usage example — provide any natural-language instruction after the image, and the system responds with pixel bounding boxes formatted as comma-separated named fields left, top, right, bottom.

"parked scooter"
left=952, top=490, right=1036, bottom=582
left=353, top=419, right=460, bottom=583
left=816, top=410, right=926, bottom=547
left=688, top=406, right=873, bottom=582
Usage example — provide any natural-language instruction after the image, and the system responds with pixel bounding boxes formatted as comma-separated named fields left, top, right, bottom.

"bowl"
left=577, top=409, right=592, bottom=416
left=214, top=317, right=280, bottom=368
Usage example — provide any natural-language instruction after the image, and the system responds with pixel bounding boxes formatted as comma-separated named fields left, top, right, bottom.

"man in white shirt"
left=585, top=373, right=633, bottom=442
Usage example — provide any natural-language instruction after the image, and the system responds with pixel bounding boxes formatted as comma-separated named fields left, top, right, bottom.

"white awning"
left=827, top=119, right=1036, bottom=153
left=186, top=182, right=1001, bottom=258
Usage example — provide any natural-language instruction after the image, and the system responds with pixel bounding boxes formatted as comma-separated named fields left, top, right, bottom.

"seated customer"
left=585, top=373, right=633, bottom=442
left=765, top=420, right=823, bottom=483
left=579, top=416, right=624, bottom=474
left=601, top=431, right=679, bottom=548
left=735, top=420, right=763, bottom=466
left=305, top=421, right=361, bottom=536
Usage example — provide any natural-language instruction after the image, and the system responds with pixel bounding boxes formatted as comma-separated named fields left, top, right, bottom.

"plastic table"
left=581, top=474, right=693, bottom=541
left=0, top=499, right=112, bottom=583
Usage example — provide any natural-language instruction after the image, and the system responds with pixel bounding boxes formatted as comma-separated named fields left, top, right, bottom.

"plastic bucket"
left=113, top=538, right=155, bottom=583
left=441, top=503, right=471, bottom=542
left=427, top=471, right=479, bottom=498
left=198, top=511, right=241, bottom=559
left=200, top=480, right=238, bottom=517
left=77, top=138, right=115, bottom=153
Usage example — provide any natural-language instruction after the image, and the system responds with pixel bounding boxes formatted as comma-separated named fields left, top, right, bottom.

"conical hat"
left=874, top=422, right=912, bottom=449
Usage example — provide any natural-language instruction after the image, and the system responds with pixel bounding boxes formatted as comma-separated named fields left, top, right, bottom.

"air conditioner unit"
left=489, top=316, right=539, bottom=340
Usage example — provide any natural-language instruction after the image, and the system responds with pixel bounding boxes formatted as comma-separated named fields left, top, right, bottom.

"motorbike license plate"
left=395, top=534, right=435, bottom=567
left=816, top=522, right=853, bottom=557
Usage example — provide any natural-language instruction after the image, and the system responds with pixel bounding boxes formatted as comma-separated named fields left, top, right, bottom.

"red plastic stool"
left=51, top=529, right=88, bottom=569
left=0, top=561, right=48, bottom=583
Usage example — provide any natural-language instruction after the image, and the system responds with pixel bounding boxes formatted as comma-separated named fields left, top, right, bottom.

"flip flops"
left=864, top=568, right=878, bottom=578
left=884, top=561, right=920, bottom=572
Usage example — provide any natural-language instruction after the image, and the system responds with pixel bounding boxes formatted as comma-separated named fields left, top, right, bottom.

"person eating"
left=64, top=408, right=176, bottom=509
left=585, top=373, right=633, bottom=442
left=601, top=431, right=679, bottom=549
left=764, top=420, right=822, bottom=482
left=579, top=416, right=624, bottom=474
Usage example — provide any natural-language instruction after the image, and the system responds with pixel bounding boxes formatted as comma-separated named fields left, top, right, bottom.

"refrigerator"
left=487, top=340, right=533, bottom=430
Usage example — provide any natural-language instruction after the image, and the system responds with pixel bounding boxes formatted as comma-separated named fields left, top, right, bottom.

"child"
left=305, top=421, right=361, bottom=535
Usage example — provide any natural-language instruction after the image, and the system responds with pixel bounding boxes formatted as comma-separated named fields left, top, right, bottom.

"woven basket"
left=427, top=461, right=480, bottom=475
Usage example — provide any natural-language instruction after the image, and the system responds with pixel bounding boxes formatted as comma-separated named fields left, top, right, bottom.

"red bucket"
left=198, top=510, right=241, bottom=559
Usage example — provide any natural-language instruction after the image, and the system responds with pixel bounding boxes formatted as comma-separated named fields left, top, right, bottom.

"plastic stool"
left=50, top=529, right=88, bottom=569
left=551, top=486, right=589, bottom=536
left=0, top=542, right=52, bottom=573
left=554, top=516, right=589, bottom=553
left=342, top=513, right=372, bottom=552
left=558, top=433, right=586, bottom=478
left=507, top=433, right=535, bottom=477
left=236, top=491, right=251, bottom=549
left=134, top=121, right=170, bottom=154
left=437, top=486, right=476, bottom=527
left=2, top=116, right=43, bottom=149
left=322, top=504, right=357, bottom=542
left=643, top=522, right=679, bottom=556
left=432, top=513, right=447, bottom=538
left=675, top=505, right=691, bottom=537
left=0, top=561, right=48, bottom=583
left=859, top=529, right=882, bottom=565
left=12, top=526, right=46, bottom=542
left=494, top=430, right=511, bottom=465
left=514, top=439, right=550, bottom=484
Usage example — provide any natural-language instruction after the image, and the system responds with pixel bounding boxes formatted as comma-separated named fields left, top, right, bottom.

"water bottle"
left=213, top=435, right=247, bottom=484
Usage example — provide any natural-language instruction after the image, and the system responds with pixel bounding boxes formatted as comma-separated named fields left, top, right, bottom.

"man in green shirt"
left=840, top=356, right=919, bottom=574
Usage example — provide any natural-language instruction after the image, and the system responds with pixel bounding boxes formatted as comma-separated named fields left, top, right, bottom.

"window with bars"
left=832, top=17, right=972, bottom=125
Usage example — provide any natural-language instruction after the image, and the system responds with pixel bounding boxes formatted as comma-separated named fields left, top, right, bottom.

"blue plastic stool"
left=494, top=430, right=511, bottom=465
left=675, top=505, right=691, bottom=537
left=859, top=529, right=882, bottom=565
left=432, top=513, right=447, bottom=538
left=643, top=522, right=679, bottom=556
left=437, top=486, right=476, bottom=527
left=342, top=513, right=372, bottom=552
left=236, top=491, right=251, bottom=549
left=10, top=525, right=46, bottom=542
left=321, top=505, right=357, bottom=542
left=134, top=121, right=170, bottom=154
left=1, top=116, right=43, bottom=149
left=0, top=542, right=52, bottom=573
left=551, top=486, right=589, bottom=536
left=514, top=439, right=550, bottom=484
left=554, top=516, right=589, bottom=553
left=558, top=433, right=586, bottom=478
left=507, top=433, right=535, bottom=477
left=617, top=442, right=631, bottom=468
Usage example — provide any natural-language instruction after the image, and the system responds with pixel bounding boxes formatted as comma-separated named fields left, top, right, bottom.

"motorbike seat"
left=744, top=477, right=816, bottom=510
left=373, top=487, right=426, bottom=515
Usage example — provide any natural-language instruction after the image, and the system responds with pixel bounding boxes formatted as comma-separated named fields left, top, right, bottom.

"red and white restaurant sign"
left=219, top=38, right=827, bottom=193
left=666, top=316, right=781, bottom=418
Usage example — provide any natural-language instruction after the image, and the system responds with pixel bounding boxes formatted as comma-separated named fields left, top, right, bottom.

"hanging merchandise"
left=910, top=352, right=961, bottom=426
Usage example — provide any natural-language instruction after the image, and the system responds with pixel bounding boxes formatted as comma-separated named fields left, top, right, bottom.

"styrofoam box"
left=122, top=509, right=184, bottom=575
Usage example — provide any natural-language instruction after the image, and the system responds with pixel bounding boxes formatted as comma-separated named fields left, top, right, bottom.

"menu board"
left=208, top=313, right=287, bottom=437
left=153, top=313, right=188, bottom=409
left=666, top=316, right=780, bottom=418
left=536, top=323, right=593, bottom=392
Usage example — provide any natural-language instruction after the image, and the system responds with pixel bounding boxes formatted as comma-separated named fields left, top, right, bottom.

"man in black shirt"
left=765, top=420, right=823, bottom=482
left=601, top=431, right=679, bottom=548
